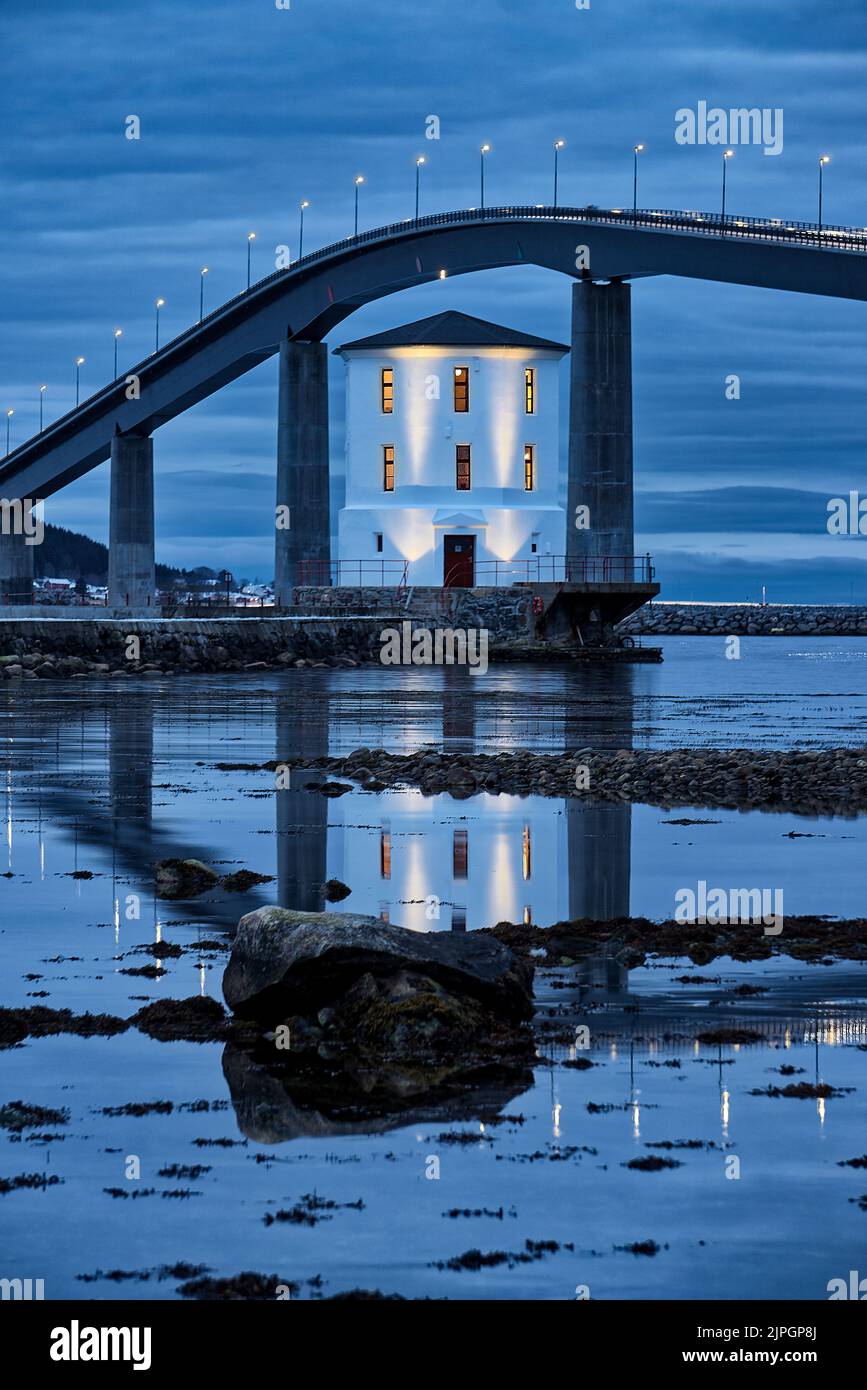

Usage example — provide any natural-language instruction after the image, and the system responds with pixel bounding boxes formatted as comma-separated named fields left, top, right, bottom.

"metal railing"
left=3, top=201, right=866, bottom=479
left=467, top=555, right=655, bottom=585
left=296, top=559, right=408, bottom=589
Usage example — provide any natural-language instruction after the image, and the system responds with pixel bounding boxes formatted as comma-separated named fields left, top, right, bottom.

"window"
left=452, top=906, right=467, bottom=933
left=455, top=444, right=471, bottom=491
left=375, top=533, right=383, bottom=553
left=383, top=445, right=395, bottom=492
left=380, top=829, right=392, bottom=879
left=381, top=367, right=394, bottom=414
left=453, top=366, right=469, bottom=413
left=453, top=829, right=468, bottom=879
left=523, top=906, right=533, bottom=926
left=524, top=367, right=536, bottom=414
left=524, top=445, right=536, bottom=491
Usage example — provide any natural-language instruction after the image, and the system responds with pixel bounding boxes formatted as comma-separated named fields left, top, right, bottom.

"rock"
left=132, top=996, right=228, bottom=1043
left=322, top=878, right=352, bottom=903
left=320, top=781, right=353, bottom=798
left=221, top=869, right=275, bottom=894
left=223, top=908, right=533, bottom=1024
left=155, top=858, right=220, bottom=900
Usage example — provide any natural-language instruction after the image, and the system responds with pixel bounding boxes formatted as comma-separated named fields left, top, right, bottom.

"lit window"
left=375, top=532, right=383, bottom=553
left=522, top=825, right=532, bottom=880
left=524, top=445, right=535, bottom=491
left=380, top=828, right=392, bottom=879
left=383, top=445, right=395, bottom=492
left=453, top=829, right=468, bottom=879
left=453, top=366, right=469, bottom=413
left=523, top=906, right=533, bottom=925
left=381, top=367, right=394, bottom=414
left=524, top=367, right=536, bottom=414
left=455, top=444, right=471, bottom=491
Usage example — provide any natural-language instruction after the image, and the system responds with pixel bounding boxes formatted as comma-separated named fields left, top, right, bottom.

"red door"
left=443, top=535, right=475, bottom=587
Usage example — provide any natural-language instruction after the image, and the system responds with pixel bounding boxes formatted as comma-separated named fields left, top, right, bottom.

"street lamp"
left=553, top=139, right=565, bottom=208
left=480, top=144, right=491, bottom=210
left=5, top=409, right=13, bottom=456
left=75, top=357, right=85, bottom=406
left=246, top=232, right=256, bottom=288
left=114, top=328, right=123, bottom=379
left=632, top=144, right=645, bottom=223
left=299, top=201, right=309, bottom=259
left=39, top=384, right=46, bottom=433
left=818, top=155, right=831, bottom=233
left=354, top=177, right=364, bottom=236
left=415, top=157, right=426, bottom=220
left=722, top=149, right=734, bottom=220
left=199, top=267, right=209, bottom=322
left=154, top=299, right=165, bottom=352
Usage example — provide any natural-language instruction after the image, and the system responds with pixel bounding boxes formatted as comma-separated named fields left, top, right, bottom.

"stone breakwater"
left=263, top=745, right=867, bottom=816
left=620, top=602, right=867, bottom=636
left=0, top=617, right=389, bottom=678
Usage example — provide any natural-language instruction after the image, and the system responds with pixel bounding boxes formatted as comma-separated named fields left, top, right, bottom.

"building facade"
left=335, top=310, right=568, bottom=587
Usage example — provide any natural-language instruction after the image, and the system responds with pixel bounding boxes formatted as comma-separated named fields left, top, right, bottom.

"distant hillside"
left=37, top=524, right=222, bottom=588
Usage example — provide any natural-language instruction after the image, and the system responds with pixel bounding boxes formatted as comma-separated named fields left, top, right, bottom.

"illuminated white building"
left=335, top=311, right=568, bottom=586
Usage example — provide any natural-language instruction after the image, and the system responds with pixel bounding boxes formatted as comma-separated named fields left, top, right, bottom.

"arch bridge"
left=1, top=204, right=865, bottom=608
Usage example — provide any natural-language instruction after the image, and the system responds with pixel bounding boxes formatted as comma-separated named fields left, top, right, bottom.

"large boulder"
left=223, top=908, right=533, bottom=1024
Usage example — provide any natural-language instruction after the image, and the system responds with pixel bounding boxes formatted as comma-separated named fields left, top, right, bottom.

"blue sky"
left=1, top=0, right=866, bottom=597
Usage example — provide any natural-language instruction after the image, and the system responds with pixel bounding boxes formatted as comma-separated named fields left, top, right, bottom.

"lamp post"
left=415, top=157, right=426, bottom=220
left=39, top=384, right=46, bottom=433
left=5, top=409, right=12, bottom=456
left=818, top=155, right=831, bottom=233
left=114, top=328, right=122, bottom=379
left=199, top=267, right=208, bottom=322
left=480, top=144, right=491, bottom=210
left=154, top=299, right=165, bottom=353
left=553, top=139, right=565, bottom=208
left=299, top=200, right=309, bottom=259
left=246, top=232, right=256, bottom=289
left=75, top=357, right=85, bottom=406
left=354, top=177, right=364, bottom=236
left=632, top=144, right=645, bottom=223
left=722, top=149, right=734, bottom=220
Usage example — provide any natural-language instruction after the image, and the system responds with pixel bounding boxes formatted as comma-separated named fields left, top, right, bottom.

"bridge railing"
left=468, top=555, right=655, bottom=586
left=4, top=204, right=867, bottom=472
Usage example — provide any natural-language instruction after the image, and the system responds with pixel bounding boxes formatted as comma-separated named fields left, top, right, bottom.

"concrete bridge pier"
left=0, top=508, right=35, bottom=607
left=275, top=340, right=331, bottom=605
left=567, top=279, right=635, bottom=565
left=108, top=431, right=156, bottom=613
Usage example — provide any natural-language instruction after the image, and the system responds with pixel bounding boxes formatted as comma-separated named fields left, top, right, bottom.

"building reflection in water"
left=274, top=665, right=635, bottom=931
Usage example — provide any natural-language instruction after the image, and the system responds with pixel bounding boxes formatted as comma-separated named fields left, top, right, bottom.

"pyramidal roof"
left=335, top=310, right=568, bottom=354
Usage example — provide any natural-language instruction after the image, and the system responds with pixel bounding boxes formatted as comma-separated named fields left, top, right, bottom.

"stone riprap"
left=260, top=745, right=867, bottom=817
left=0, top=617, right=388, bottom=678
left=620, top=602, right=867, bottom=636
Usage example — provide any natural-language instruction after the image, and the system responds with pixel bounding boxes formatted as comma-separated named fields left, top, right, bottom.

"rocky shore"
left=0, top=617, right=385, bottom=678
left=253, top=745, right=867, bottom=815
left=621, top=602, right=867, bottom=637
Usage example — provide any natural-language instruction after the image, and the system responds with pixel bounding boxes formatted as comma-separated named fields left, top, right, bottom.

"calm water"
left=1, top=640, right=866, bottom=1299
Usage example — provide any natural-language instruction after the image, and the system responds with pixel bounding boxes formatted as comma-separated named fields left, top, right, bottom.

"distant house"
left=334, top=311, right=568, bottom=587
